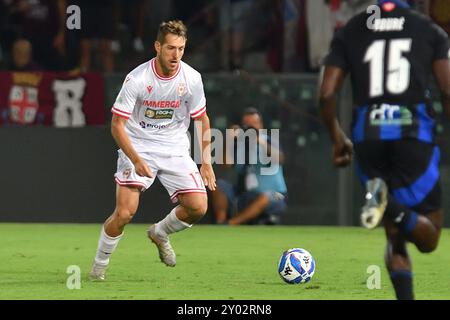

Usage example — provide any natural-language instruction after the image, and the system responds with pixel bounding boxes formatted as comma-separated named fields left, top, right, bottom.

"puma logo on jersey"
left=373, top=17, right=405, bottom=32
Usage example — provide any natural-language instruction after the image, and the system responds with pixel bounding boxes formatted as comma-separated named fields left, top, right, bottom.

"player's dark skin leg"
left=403, top=209, right=443, bottom=253
left=385, top=192, right=443, bottom=252
left=104, top=185, right=140, bottom=237
left=384, top=209, right=443, bottom=299
left=384, top=221, right=413, bottom=300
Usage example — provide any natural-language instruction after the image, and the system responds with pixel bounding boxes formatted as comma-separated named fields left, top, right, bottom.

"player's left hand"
left=200, top=164, right=216, bottom=191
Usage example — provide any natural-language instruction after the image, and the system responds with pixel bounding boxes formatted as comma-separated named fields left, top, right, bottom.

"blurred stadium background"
left=0, top=0, right=449, bottom=227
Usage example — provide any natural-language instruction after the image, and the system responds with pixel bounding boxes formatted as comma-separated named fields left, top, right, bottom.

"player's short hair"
left=157, top=20, right=188, bottom=44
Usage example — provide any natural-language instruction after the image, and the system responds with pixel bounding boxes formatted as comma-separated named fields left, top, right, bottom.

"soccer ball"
left=278, top=248, right=315, bottom=284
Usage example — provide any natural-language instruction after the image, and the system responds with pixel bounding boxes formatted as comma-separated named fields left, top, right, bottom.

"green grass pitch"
left=1, top=223, right=449, bottom=300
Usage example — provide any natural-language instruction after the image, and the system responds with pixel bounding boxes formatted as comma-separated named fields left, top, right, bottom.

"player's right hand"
left=134, top=159, right=154, bottom=178
left=332, top=136, right=353, bottom=168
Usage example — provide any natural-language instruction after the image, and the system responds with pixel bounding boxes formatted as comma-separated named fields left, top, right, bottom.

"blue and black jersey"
left=324, top=0, right=449, bottom=143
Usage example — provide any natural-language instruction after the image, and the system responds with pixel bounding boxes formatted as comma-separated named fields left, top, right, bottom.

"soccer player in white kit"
left=89, top=20, right=216, bottom=280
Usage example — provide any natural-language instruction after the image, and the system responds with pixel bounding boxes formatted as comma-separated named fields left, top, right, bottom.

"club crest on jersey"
left=177, top=83, right=187, bottom=97
left=123, top=168, right=132, bottom=179
left=145, top=108, right=174, bottom=120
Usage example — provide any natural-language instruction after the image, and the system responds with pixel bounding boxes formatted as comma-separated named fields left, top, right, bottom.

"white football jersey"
left=112, top=58, right=206, bottom=155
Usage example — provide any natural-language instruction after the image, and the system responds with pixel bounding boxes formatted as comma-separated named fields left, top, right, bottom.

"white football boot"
left=361, top=178, right=388, bottom=229
left=88, top=262, right=107, bottom=281
left=147, top=225, right=176, bottom=267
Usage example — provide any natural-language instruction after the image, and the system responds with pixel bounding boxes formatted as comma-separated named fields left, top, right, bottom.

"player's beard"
left=167, top=59, right=179, bottom=72
left=157, top=56, right=178, bottom=76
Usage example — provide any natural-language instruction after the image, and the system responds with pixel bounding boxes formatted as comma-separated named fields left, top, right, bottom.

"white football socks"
left=154, top=206, right=192, bottom=238
left=94, top=226, right=123, bottom=266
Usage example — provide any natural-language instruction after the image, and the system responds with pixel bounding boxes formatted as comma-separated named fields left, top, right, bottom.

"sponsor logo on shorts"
left=145, top=108, right=174, bottom=120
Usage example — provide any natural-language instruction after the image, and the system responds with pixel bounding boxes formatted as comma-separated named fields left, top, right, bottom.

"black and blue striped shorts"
left=354, top=139, right=441, bottom=214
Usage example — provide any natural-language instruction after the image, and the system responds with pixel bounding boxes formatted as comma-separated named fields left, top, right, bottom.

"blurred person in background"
left=8, top=38, right=41, bottom=71
left=6, top=0, right=67, bottom=71
left=415, top=0, right=450, bottom=36
left=0, top=0, right=13, bottom=68
left=75, top=0, right=114, bottom=72
left=112, top=0, right=149, bottom=53
left=219, top=0, right=254, bottom=71
left=211, top=107, right=288, bottom=225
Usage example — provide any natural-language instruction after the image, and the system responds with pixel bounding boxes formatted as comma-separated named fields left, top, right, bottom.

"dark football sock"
left=385, top=195, right=418, bottom=234
left=390, top=270, right=414, bottom=300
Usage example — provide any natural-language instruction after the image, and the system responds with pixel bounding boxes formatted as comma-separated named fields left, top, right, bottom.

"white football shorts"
left=114, top=150, right=206, bottom=203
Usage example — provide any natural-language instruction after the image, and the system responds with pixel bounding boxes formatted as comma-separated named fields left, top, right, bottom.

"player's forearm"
left=320, top=95, right=345, bottom=144
left=441, top=95, right=450, bottom=119
left=319, top=66, right=347, bottom=143
left=111, top=119, right=141, bottom=164
left=439, top=82, right=450, bottom=119
left=432, top=59, right=450, bottom=119
left=195, top=114, right=212, bottom=165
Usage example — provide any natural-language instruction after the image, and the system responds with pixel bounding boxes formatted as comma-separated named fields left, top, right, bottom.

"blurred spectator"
left=307, top=0, right=375, bottom=70
left=172, top=0, right=220, bottom=70
left=417, top=0, right=450, bottom=36
left=75, top=0, right=114, bottom=72
left=266, top=0, right=309, bottom=73
left=8, top=38, right=41, bottom=71
left=266, top=0, right=284, bottom=72
left=129, top=0, right=147, bottom=52
left=283, top=0, right=308, bottom=72
left=6, top=0, right=67, bottom=71
left=219, top=0, right=254, bottom=70
left=328, top=0, right=376, bottom=30
left=0, top=0, right=11, bottom=67
left=307, top=0, right=334, bottom=70
left=211, top=107, right=288, bottom=225
left=113, top=0, right=149, bottom=53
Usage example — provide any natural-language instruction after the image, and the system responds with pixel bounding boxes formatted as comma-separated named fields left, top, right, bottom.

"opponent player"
left=89, top=20, right=216, bottom=280
left=319, top=0, right=450, bottom=299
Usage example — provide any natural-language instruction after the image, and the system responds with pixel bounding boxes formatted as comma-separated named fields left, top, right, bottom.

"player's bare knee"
left=114, top=207, right=136, bottom=224
left=417, top=240, right=438, bottom=253
left=189, top=201, right=208, bottom=218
